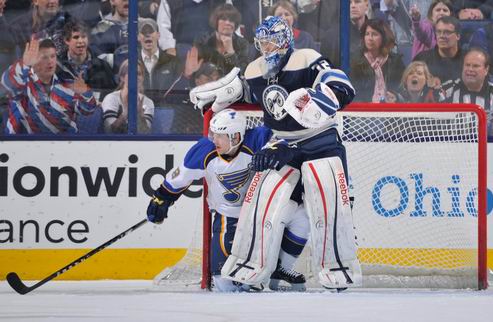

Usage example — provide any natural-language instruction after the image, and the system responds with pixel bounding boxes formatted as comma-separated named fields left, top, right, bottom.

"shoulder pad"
left=245, top=56, right=264, bottom=80
left=183, top=138, right=216, bottom=170
left=284, top=49, right=322, bottom=71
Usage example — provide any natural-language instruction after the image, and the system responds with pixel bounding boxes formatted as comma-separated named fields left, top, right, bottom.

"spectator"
left=387, top=61, right=439, bottom=103
left=439, top=47, right=493, bottom=133
left=91, top=0, right=128, bottom=74
left=350, top=18, right=405, bottom=102
left=413, top=16, right=464, bottom=86
left=469, top=21, right=493, bottom=80
left=269, top=0, right=318, bottom=51
left=102, top=59, right=154, bottom=134
left=295, top=0, right=337, bottom=43
left=138, top=0, right=160, bottom=20
left=156, top=0, right=214, bottom=56
left=0, top=0, right=15, bottom=75
left=10, top=0, right=72, bottom=56
left=137, top=18, right=184, bottom=96
left=451, top=0, right=493, bottom=20
left=321, top=0, right=368, bottom=66
left=371, top=0, right=413, bottom=54
left=168, top=61, right=223, bottom=135
left=62, top=0, right=103, bottom=28
left=57, top=19, right=116, bottom=102
left=192, top=61, right=222, bottom=86
left=409, top=0, right=453, bottom=59
left=1, top=38, right=97, bottom=134
left=193, top=3, right=249, bottom=74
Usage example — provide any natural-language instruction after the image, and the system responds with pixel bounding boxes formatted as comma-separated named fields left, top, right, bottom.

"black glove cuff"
left=155, top=184, right=181, bottom=203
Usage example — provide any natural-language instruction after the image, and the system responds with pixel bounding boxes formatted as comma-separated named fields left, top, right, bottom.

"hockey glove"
left=283, top=83, right=340, bottom=129
left=251, top=141, right=294, bottom=172
left=189, top=67, right=243, bottom=113
left=147, top=185, right=174, bottom=224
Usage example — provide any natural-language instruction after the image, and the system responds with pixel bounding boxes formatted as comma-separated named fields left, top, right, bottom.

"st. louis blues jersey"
left=161, top=126, right=272, bottom=218
left=244, top=48, right=355, bottom=141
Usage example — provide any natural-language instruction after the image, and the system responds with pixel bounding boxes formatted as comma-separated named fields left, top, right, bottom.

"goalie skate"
left=319, top=259, right=362, bottom=290
left=269, top=261, right=306, bottom=292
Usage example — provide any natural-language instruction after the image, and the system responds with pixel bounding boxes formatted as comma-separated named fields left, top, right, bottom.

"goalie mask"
left=209, top=109, right=247, bottom=155
left=254, top=16, right=294, bottom=79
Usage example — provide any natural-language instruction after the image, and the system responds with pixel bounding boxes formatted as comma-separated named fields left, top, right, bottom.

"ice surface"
left=1, top=280, right=492, bottom=322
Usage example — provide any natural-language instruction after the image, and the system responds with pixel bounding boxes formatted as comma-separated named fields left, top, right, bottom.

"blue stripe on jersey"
left=320, top=69, right=356, bottom=96
left=183, top=137, right=216, bottom=170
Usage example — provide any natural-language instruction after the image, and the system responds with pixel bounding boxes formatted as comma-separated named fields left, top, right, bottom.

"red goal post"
left=172, top=102, right=488, bottom=290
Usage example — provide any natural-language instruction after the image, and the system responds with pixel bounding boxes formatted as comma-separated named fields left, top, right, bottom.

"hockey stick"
left=6, top=218, right=148, bottom=295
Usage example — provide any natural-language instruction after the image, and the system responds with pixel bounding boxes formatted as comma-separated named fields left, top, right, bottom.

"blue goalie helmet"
left=254, top=16, right=294, bottom=78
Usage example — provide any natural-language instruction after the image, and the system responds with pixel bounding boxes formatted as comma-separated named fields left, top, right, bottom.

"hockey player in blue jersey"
left=190, top=16, right=362, bottom=290
left=146, top=108, right=309, bottom=292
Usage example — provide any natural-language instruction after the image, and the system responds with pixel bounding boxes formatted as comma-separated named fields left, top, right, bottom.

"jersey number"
left=311, top=60, right=331, bottom=72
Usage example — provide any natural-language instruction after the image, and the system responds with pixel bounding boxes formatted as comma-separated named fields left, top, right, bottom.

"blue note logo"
left=262, top=84, right=289, bottom=120
left=217, top=168, right=251, bottom=203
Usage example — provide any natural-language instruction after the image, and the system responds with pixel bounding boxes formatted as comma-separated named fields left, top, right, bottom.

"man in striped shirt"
left=440, top=47, right=493, bottom=133
left=1, top=37, right=97, bottom=134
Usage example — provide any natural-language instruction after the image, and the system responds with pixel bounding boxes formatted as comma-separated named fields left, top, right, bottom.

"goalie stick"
left=6, top=218, right=148, bottom=295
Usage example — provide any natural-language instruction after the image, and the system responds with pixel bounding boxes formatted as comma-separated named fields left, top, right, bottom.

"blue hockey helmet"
left=254, top=16, right=294, bottom=78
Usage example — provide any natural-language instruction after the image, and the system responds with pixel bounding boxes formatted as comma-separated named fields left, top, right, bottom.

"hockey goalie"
left=190, top=15, right=362, bottom=291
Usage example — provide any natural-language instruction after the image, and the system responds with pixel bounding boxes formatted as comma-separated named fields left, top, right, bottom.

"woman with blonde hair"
left=102, top=59, right=155, bottom=134
left=269, top=0, right=318, bottom=50
left=387, top=61, right=439, bottom=103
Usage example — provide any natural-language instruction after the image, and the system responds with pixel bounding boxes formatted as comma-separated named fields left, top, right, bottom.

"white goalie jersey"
left=161, top=127, right=272, bottom=218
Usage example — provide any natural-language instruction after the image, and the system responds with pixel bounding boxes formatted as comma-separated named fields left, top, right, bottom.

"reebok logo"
left=338, top=172, right=350, bottom=206
left=244, top=172, right=262, bottom=203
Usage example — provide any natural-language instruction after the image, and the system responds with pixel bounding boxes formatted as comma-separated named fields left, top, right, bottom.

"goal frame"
left=201, top=102, right=488, bottom=290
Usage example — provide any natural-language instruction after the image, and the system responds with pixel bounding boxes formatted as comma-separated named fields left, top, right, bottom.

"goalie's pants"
left=287, top=128, right=348, bottom=203
left=211, top=211, right=238, bottom=275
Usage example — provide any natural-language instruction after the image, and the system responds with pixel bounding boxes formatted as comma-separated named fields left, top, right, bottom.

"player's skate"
left=319, top=259, right=362, bottom=291
left=269, top=261, right=306, bottom=292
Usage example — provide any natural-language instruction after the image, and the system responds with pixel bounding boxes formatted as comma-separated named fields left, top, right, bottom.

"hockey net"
left=154, top=103, right=488, bottom=290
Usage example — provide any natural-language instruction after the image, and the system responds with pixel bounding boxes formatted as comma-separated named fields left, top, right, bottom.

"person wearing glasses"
left=413, top=16, right=464, bottom=87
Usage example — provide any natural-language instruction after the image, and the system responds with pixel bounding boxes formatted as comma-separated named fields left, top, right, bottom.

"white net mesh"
left=154, top=105, right=486, bottom=290
left=340, top=110, right=481, bottom=289
left=152, top=204, right=204, bottom=291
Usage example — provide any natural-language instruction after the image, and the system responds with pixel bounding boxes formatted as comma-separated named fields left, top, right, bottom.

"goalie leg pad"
left=221, top=166, right=300, bottom=285
left=301, top=157, right=362, bottom=289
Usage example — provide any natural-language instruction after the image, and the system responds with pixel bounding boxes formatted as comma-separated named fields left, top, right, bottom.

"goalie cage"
left=154, top=103, right=488, bottom=291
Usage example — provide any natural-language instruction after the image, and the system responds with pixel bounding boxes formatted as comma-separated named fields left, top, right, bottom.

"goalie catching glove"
left=147, top=185, right=174, bottom=224
left=251, top=140, right=295, bottom=172
left=283, top=82, right=340, bottom=129
left=189, top=67, right=243, bottom=113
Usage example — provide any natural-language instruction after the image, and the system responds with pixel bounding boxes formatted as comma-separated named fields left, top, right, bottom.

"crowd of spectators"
left=0, top=0, right=492, bottom=136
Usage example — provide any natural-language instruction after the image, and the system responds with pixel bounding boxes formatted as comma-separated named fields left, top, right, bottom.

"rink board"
left=0, top=140, right=492, bottom=280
